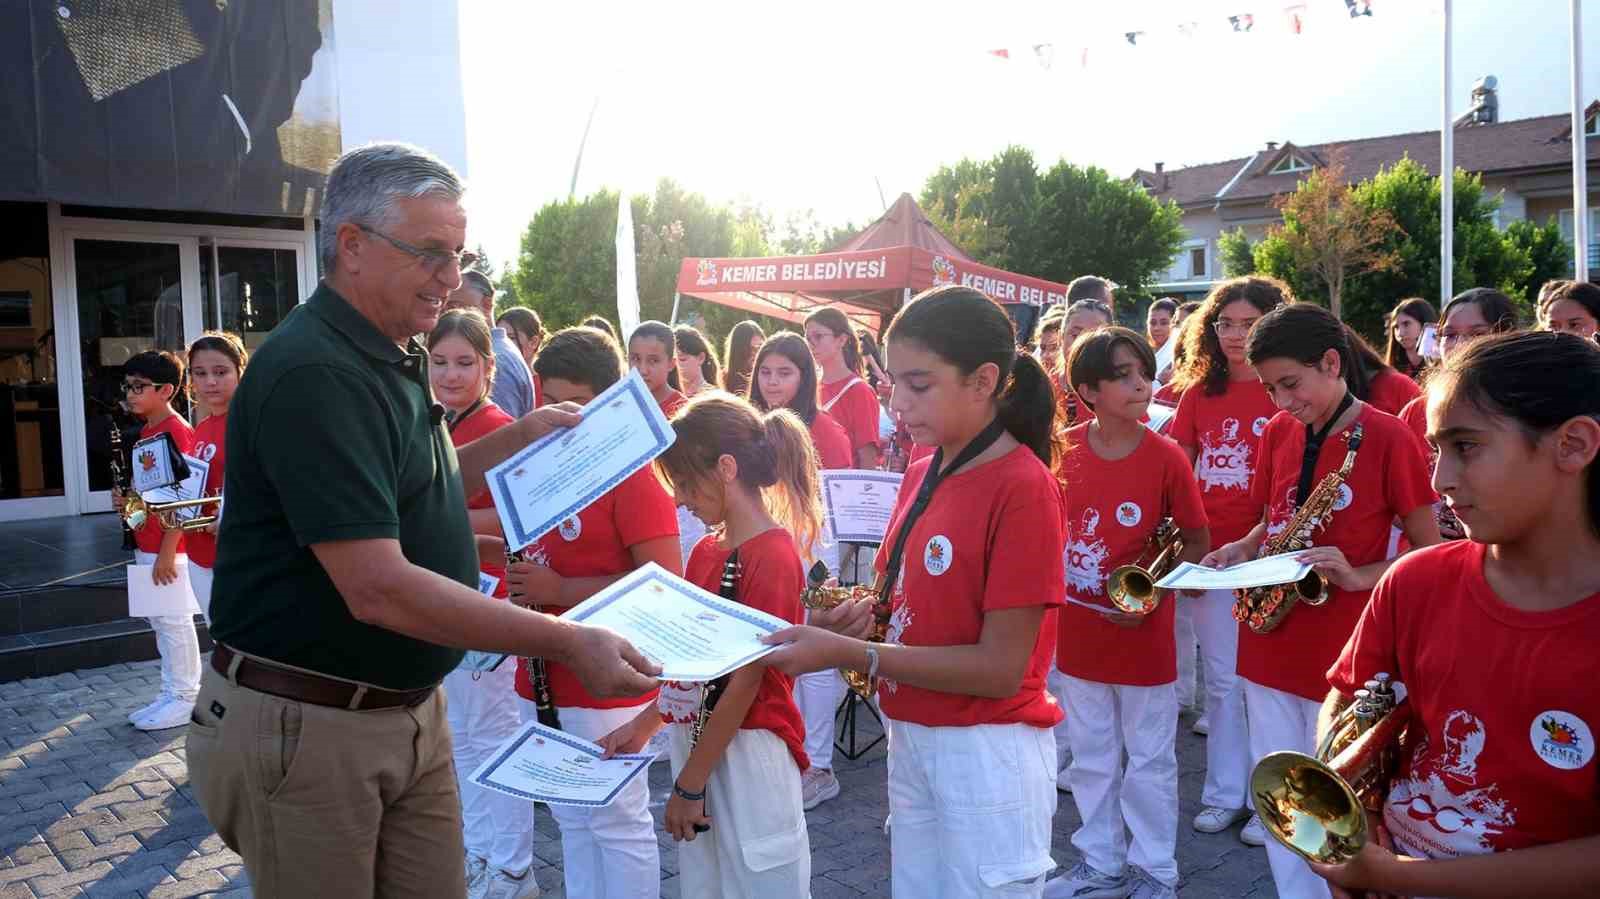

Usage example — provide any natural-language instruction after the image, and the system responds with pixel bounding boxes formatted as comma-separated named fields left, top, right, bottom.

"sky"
left=458, top=0, right=1600, bottom=268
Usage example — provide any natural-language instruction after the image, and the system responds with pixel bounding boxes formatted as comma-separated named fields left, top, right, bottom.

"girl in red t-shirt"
left=1314, top=331, right=1600, bottom=897
left=1165, top=276, right=1285, bottom=839
left=1201, top=302, right=1440, bottom=899
left=748, top=331, right=853, bottom=808
left=804, top=307, right=879, bottom=469
left=767, top=285, right=1068, bottom=897
left=427, top=309, right=536, bottom=896
left=599, top=395, right=816, bottom=897
left=504, top=326, right=681, bottom=899
left=184, top=332, right=248, bottom=626
left=629, top=320, right=687, bottom=417
left=1053, top=328, right=1211, bottom=899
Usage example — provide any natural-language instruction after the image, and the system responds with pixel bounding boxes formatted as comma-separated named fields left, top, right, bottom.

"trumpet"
left=1250, top=672, right=1412, bottom=865
left=800, top=561, right=890, bottom=699
left=1106, top=518, right=1184, bottom=616
left=122, top=495, right=221, bottom=532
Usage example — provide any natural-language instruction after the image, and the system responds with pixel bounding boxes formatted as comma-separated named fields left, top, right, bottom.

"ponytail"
left=762, top=409, right=824, bottom=559
left=1002, top=353, right=1063, bottom=466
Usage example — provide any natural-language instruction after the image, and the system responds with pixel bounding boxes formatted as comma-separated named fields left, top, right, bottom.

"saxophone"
left=108, top=415, right=142, bottom=546
left=1233, top=424, right=1363, bottom=635
left=800, top=560, right=890, bottom=699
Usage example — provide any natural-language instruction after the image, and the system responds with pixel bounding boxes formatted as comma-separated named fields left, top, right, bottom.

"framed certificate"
left=820, top=470, right=904, bottom=545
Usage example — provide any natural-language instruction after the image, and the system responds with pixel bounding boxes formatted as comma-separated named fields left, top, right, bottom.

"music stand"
left=832, top=542, right=887, bottom=760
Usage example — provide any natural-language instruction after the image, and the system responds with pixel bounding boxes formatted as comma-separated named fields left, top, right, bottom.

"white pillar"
left=1573, top=0, right=1591, bottom=283
left=1441, top=0, right=1455, bottom=305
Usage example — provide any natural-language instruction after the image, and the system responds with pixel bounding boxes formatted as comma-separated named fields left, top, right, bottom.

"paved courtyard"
left=0, top=660, right=1274, bottom=897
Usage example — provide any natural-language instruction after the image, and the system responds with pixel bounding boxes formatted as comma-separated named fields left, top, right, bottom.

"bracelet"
left=673, top=781, right=706, bottom=802
left=864, top=646, right=880, bottom=683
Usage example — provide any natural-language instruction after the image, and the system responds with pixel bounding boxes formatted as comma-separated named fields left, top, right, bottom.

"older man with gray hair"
left=448, top=269, right=536, bottom=418
left=188, top=143, right=659, bottom=899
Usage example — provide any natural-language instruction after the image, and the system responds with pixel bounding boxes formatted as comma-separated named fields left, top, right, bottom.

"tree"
left=1218, top=228, right=1257, bottom=278
left=1261, top=153, right=1401, bottom=320
left=1502, top=218, right=1573, bottom=316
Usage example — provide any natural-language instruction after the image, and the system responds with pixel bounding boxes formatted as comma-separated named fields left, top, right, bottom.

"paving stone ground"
left=0, top=660, right=1273, bottom=897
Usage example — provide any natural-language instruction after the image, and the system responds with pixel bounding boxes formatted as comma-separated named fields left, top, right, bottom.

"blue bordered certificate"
left=563, top=562, right=790, bottom=682
left=820, top=470, right=903, bottom=545
left=486, top=369, right=674, bottom=552
left=469, top=722, right=655, bottom=808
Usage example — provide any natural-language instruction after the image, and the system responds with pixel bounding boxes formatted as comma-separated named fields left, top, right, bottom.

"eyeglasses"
left=1439, top=327, right=1492, bottom=343
left=121, top=380, right=155, bottom=395
left=358, top=225, right=478, bottom=275
left=1213, top=318, right=1261, bottom=337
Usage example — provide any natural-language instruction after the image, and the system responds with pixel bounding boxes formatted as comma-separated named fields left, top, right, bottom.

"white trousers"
left=189, top=562, right=214, bottom=627
left=793, top=669, right=847, bottom=771
left=1061, top=677, right=1180, bottom=887
left=667, top=724, right=810, bottom=899
left=886, top=719, right=1057, bottom=898
left=1175, top=600, right=1198, bottom=708
left=1046, top=665, right=1072, bottom=771
left=133, top=550, right=200, bottom=702
left=1244, top=678, right=1333, bottom=899
left=537, top=702, right=660, bottom=899
left=1194, top=590, right=1250, bottom=810
left=443, top=662, right=533, bottom=876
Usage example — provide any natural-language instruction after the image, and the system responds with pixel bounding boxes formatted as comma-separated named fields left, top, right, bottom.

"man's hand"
left=518, top=402, right=583, bottom=444
left=555, top=623, right=661, bottom=698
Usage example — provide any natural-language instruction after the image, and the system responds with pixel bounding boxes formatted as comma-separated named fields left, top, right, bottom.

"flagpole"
left=1573, top=0, right=1591, bottom=283
left=1441, top=0, right=1455, bottom=305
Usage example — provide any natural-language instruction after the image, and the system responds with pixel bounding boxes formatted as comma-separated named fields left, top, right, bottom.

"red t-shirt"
left=810, top=411, right=853, bottom=471
left=134, top=413, right=195, bottom=554
left=1368, top=368, right=1422, bottom=417
left=1238, top=405, right=1434, bottom=700
left=513, top=467, right=677, bottom=709
left=1398, top=395, right=1428, bottom=447
left=661, top=530, right=810, bottom=772
left=657, top=388, right=688, bottom=418
left=819, top=376, right=879, bottom=463
left=872, top=446, right=1066, bottom=728
left=1056, top=426, right=1208, bottom=686
left=1169, top=380, right=1280, bottom=546
left=449, top=403, right=516, bottom=592
left=184, top=413, right=228, bottom=568
left=1329, top=541, right=1600, bottom=859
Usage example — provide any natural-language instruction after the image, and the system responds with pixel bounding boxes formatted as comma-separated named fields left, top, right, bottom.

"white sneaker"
left=1192, top=714, right=1210, bottom=736
left=464, top=854, right=488, bottom=896
left=1127, top=868, right=1177, bottom=899
left=1193, top=806, right=1250, bottom=834
left=135, top=696, right=195, bottom=731
left=1056, top=765, right=1073, bottom=793
left=1240, top=814, right=1268, bottom=847
left=477, top=867, right=540, bottom=899
left=801, top=767, right=841, bottom=810
left=1042, top=860, right=1127, bottom=899
left=129, top=694, right=169, bottom=726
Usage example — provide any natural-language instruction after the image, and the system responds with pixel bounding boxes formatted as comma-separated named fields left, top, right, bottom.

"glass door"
left=63, top=235, right=201, bottom=515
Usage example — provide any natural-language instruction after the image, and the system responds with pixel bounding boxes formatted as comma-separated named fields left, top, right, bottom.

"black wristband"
left=673, top=781, right=706, bottom=802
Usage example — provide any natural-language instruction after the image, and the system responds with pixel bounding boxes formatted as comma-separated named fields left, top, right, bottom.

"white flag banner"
left=616, top=193, right=641, bottom=343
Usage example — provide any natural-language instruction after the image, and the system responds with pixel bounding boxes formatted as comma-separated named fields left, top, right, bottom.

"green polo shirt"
left=209, top=283, right=475, bottom=689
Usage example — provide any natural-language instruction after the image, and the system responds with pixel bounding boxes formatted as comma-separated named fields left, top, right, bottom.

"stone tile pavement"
left=0, top=660, right=1274, bottom=897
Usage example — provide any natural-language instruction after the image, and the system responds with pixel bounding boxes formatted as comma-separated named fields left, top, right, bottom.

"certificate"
left=140, top=454, right=210, bottom=523
left=563, top=562, right=789, bottom=682
left=486, top=369, right=674, bottom=552
left=820, top=470, right=903, bottom=544
left=126, top=555, right=201, bottom=617
left=470, top=722, right=655, bottom=807
left=1155, top=552, right=1316, bottom=591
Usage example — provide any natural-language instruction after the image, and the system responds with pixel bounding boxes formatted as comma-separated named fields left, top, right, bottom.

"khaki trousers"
left=187, top=663, right=467, bottom=898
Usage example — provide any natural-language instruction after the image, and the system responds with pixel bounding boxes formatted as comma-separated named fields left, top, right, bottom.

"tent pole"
left=670, top=292, right=680, bottom=325
left=1441, top=0, right=1455, bottom=306
left=1572, top=0, right=1590, bottom=283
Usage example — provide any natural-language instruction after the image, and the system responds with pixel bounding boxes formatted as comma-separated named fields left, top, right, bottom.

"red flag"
left=1284, top=3, right=1307, bottom=33
left=988, top=48, right=1011, bottom=59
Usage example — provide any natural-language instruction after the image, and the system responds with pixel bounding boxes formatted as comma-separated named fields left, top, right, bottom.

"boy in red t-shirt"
left=116, top=350, right=201, bottom=732
left=1310, top=332, right=1600, bottom=897
left=1051, top=329, right=1211, bottom=899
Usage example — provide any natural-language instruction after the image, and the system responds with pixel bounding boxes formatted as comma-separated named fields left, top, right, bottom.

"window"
left=1270, top=154, right=1311, bottom=175
left=1587, top=113, right=1598, bottom=138
left=1190, top=247, right=1207, bottom=278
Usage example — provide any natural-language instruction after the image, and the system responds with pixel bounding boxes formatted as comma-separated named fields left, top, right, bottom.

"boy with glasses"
left=117, top=350, right=202, bottom=731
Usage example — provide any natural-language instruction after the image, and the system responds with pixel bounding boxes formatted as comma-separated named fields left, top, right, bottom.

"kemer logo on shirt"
left=1529, top=710, right=1594, bottom=771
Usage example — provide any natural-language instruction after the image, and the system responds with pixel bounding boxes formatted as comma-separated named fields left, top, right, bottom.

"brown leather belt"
left=211, top=644, right=436, bottom=711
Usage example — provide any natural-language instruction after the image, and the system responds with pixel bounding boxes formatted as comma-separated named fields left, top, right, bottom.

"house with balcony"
left=1135, top=81, right=1600, bottom=299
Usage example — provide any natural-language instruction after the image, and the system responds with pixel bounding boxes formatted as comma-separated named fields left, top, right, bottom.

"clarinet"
left=688, top=551, right=741, bottom=749
left=508, top=547, right=562, bottom=730
left=108, top=415, right=136, bottom=551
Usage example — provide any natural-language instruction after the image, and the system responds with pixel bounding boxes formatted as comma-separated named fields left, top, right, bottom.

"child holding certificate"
left=1050, top=328, right=1210, bottom=899
left=630, top=320, right=688, bottom=418
left=764, top=285, right=1068, bottom=898
left=184, top=331, right=247, bottom=625
left=1311, top=332, right=1600, bottom=899
left=1199, top=302, right=1439, bottom=899
left=748, top=330, right=852, bottom=810
left=504, top=325, right=682, bottom=899
left=601, top=394, right=816, bottom=898
left=428, top=310, right=537, bottom=899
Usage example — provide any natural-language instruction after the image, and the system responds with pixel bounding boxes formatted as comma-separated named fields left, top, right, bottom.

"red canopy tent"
left=672, top=194, right=1070, bottom=332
